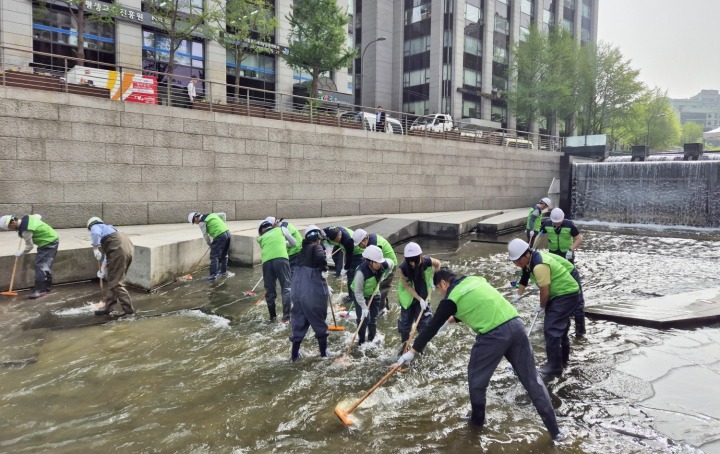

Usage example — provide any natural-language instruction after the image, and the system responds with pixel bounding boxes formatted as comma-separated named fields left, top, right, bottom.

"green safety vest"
left=526, top=206, right=543, bottom=232
left=203, top=213, right=229, bottom=239
left=397, top=258, right=434, bottom=309
left=544, top=222, right=573, bottom=253
left=448, top=276, right=518, bottom=334
left=528, top=252, right=579, bottom=298
left=373, top=234, right=398, bottom=265
left=281, top=222, right=302, bottom=257
left=257, top=227, right=289, bottom=263
left=350, top=262, right=387, bottom=298
left=25, top=216, right=58, bottom=248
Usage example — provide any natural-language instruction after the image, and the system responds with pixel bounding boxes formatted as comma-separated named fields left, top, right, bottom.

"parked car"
left=409, top=113, right=456, bottom=133
left=356, top=111, right=404, bottom=134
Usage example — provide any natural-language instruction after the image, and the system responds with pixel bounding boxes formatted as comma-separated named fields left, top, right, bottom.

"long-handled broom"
left=328, top=279, right=345, bottom=332
left=244, top=276, right=263, bottom=296
left=1, top=239, right=24, bottom=297
left=335, top=284, right=380, bottom=364
left=334, top=293, right=424, bottom=426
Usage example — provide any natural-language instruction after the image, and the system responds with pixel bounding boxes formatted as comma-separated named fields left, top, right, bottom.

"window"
left=403, top=68, right=429, bottom=86
left=403, top=100, right=429, bottom=115
left=563, top=18, right=574, bottom=33
left=492, top=75, right=507, bottom=91
left=462, top=100, right=481, bottom=119
left=491, top=104, right=506, bottom=123
left=521, top=0, right=533, bottom=15
left=142, top=29, right=204, bottom=88
left=403, top=35, right=430, bottom=56
left=493, top=46, right=508, bottom=64
left=464, top=35, right=482, bottom=56
left=227, top=50, right=275, bottom=82
left=465, top=4, right=481, bottom=23
left=405, top=4, right=431, bottom=25
left=494, top=15, right=509, bottom=34
left=463, top=68, right=481, bottom=87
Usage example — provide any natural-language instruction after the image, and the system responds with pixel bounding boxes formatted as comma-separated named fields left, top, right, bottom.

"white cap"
left=362, top=245, right=385, bottom=263
left=508, top=238, right=530, bottom=261
left=540, top=197, right=551, bottom=207
left=550, top=208, right=565, bottom=223
left=352, top=228, right=368, bottom=246
left=403, top=242, right=422, bottom=258
left=264, top=216, right=276, bottom=225
left=188, top=212, right=198, bottom=223
left=0, top=215, right=12, bottom=230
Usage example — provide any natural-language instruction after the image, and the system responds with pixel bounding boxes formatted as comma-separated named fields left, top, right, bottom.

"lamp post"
left=646, top=112, right=667, bottom=149
left=360, top=36, right=386, bottom=109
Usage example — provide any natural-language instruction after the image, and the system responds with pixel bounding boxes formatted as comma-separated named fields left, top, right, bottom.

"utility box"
left=683, top=143, right=704, bottom=161
left=631, top=145, right=649, bottom=162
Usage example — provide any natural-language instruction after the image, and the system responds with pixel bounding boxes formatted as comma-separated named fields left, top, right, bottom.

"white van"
left=359, top=112, right=404, bottom=135
left=503, top=137, right=534, bottom=149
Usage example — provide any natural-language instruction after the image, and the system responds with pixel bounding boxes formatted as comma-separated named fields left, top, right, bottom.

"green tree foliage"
left=145, top=0, right=217, bottom=104
left=679, top=121, right=704, bottom=145
left=282, top=0, right=356, bottom=100
left=613, top=88, right=680, bottom=149
left=35, top=0, right=120, bottom=63
left=213, top=0, right=278, bottom=103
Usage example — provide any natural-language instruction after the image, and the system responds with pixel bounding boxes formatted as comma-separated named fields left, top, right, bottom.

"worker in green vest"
left=323, top=226, right=364, bottom=302
left=266, top=217, right=303, bottom=275
left=1, top=214, right=59, bottom=299
left=539, top=208, right=585, bottom=337
left=188, top=211, right=231, bottom=281
left=396, top=242, right=441, bottom=351
left=526, top=197, right=551, bottom=248
left=394, top=268, right=562, bottom=441
left=508, top=238, right=580, bottom=376
left=350, top=245, right=395, bottom=345
left=258, top=218, right=297, bottom=323
left=352, top=228, right=398, bottom=312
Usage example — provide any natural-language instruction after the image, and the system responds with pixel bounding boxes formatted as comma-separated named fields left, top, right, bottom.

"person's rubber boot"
left=368, top=325, right=377, bottom=343
left=318, top=337, right=328, bottom=358
left=45, top=275, right=52, bottom=293
left=537, top=362, right=563, bottom=376
left=28, top=280, right=48, bottom=299
left=95, top=302, right=115, bottom=316
left=120, top=302, right=135, bottom=317
left=574, top=316, right=586, bottom=338
left=398, top=333, right=409, bottom=355
left=291, top=341, right=302, bottom=362
left=268, top=306, right=277, bottom=322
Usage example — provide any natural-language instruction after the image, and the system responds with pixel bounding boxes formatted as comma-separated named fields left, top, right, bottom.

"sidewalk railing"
left=0, top=44, right=563, bottom=151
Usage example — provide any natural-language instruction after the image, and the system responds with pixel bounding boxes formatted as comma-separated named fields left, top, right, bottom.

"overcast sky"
left=597, top=0, right=718, bottom=100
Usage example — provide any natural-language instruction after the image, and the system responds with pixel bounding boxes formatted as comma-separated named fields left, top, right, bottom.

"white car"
left=358, top=112, right=404, bottom=135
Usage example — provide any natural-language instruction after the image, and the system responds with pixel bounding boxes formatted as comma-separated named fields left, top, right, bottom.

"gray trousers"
left=263, top=258, right=292, bottom=321
left=34, top=240, right=59, bottom=292
left=101, top=232, right=134, bottom=314
left=467, top=317, right=559, bottom=438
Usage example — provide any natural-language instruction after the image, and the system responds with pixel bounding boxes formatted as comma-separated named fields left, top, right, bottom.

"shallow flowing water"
left=1, top=227, right=719, bottom=453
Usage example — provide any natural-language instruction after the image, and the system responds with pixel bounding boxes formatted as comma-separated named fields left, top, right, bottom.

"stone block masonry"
left=0, top=87, right=561, bottom=228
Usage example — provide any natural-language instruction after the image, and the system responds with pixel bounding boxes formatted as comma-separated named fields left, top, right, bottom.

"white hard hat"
left=362, top=245, right=385, bottom=263
left=0, top=215, right=12, bottom=230
left=188, top=212, right=199, bottom=223
left=508, top=238, right=530, bottom=261
left=540, top=197, right=552, bottom=207
left=550, top=208, right=565, bottom=223
left=403, top=242, right=422, bottom=258
left=87, top=216, right=103, bottom=230
left=352, top=228, right=368, bottom=246
left=305, top=224, right=325, bottom=239
left=264, top=216, right=276, bottom=225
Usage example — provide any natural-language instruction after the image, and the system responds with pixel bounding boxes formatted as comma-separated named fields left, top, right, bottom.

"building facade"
left=0, top=0, right=597, bottom=128
left=670, top=90, right=720, bottom=131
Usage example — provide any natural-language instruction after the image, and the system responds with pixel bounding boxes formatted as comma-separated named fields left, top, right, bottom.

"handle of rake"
left=183, top=247, right=210, bottom=279
left=402, top=299, right=428, bottom=354
left=248, top=275, right=263, bottom=293
left=346, top=364, right=403, bottom=416
left=97, top=261, right=104, bottom=293
left=3, top=238, right=23, bottom=295
left=528, top=309, right=541, bottom=334
left=343, top=283, right=380, bottom=357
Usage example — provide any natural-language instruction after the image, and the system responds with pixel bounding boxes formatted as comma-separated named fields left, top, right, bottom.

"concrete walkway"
left=0, top=210, right=512, bottom=291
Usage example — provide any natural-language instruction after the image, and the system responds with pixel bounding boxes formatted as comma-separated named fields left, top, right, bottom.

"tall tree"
left=145, top=0, right=217, bottom=104
left=281, top=0, right=356, bottom=100
left=213, top=0, right=278, bottom=103
left=679, top=121, right=704, bottom=145
left=613, top=88, right=680, bottom=149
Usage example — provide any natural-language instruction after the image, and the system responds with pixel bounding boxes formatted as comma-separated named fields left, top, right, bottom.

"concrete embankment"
left=0, top=209, right=524, bottom=292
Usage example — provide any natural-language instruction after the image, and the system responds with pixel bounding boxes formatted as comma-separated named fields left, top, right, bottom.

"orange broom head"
left=334, top=407, right=354, bottom=426
left=185, top=275, right=193, bottom=281
left=1, top=291, right=18, bottom=296
left=328, top=325, right=346, bottom=332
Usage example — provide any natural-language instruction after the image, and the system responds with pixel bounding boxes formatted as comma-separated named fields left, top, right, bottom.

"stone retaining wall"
left=0, top=87, right=561, bottom=228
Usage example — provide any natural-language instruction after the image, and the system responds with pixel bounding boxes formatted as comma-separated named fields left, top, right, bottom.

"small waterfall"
left=572, top=161, right=720, bottom=227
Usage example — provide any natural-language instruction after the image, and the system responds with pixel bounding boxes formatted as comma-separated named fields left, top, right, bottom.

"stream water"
left=1, top=227, right=719, bottom=453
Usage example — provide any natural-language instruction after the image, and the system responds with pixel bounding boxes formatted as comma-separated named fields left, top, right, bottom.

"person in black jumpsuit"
left=289, top=225, right=331, bottom=361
